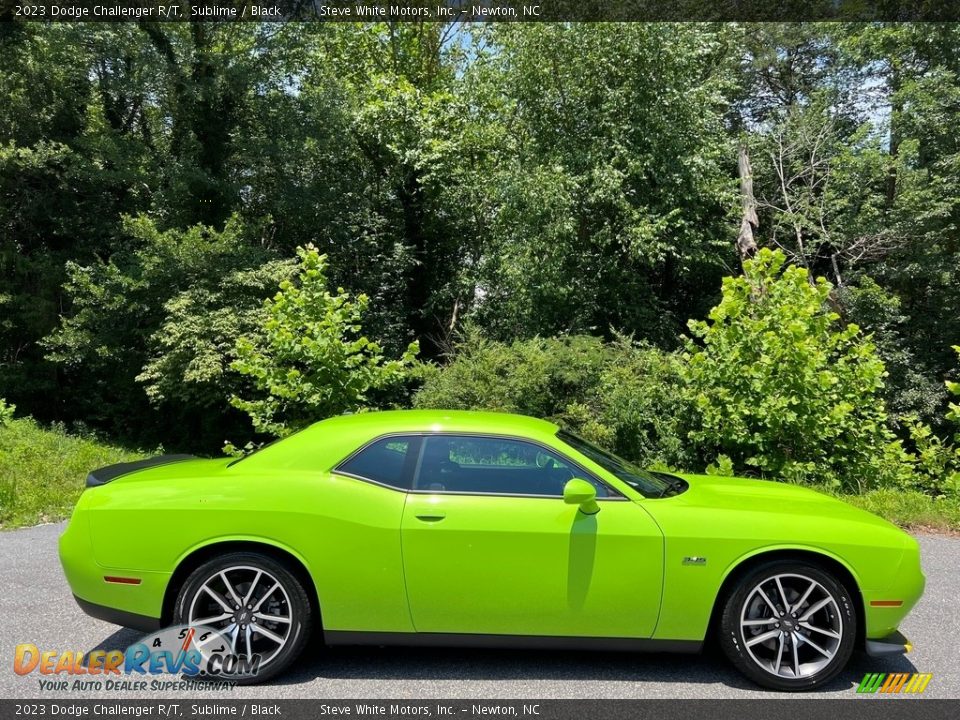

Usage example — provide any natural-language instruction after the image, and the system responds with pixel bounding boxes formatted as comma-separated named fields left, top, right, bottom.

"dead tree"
left=737, top=142, right=759, bottom=262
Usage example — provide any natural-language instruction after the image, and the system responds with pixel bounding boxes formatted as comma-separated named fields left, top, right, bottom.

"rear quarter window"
left=335, top=436, right=419, bottom=489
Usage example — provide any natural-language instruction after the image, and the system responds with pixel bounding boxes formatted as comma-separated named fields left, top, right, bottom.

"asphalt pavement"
left=1, top=522, right=956, bottom=699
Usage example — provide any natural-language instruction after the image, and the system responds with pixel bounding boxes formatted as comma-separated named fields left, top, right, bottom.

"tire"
left=718, top=561, right=857, bottom=691
left=173, top=552, right=313, bottom=684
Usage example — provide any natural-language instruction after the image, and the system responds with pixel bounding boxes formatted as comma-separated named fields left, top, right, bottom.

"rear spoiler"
left=86, top=455, right=195, bottom=488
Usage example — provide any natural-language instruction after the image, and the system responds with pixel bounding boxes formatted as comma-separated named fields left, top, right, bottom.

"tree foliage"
left=467, top=24, right=734, bottom=342
left=230, top=246, right=419, bottom=440
left=0, top=21, right=959, bottom=478
left=44, top=215, right=288, bottom=448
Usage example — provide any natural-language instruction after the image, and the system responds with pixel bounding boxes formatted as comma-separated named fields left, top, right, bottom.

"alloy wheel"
left=739, top=572, right=843, bottom=679
left=187, top=564, right=294, bottom=669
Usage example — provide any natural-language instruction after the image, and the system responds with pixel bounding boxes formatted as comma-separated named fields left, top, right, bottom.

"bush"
left=947, top=345, right=960, bottom=436
left=413, top=330, right=689, bottom=468
left=904, top=345, right=960, bottom=497
left=0, top=398, right=13, bottom=426
left=230, top=245, right=419, bottom=440
left=682, top=249, right=910, bottom=492
left=413, top=255, right=950, bottom=495
left=905, top=418, right=960, bottom=496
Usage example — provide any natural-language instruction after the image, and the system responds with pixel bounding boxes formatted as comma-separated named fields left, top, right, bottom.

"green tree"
left=45, top=215, right=284, bottom=449
left=683, top=249, right=909, bottom=491
left=737, top=24, right=960, bottom=430
left=836, top=278, right=945, bottom=426
left=0, top=25, right=155, bottom=418
left=727, top=24, right=960, bottom=435
left=230, top=245, right=419, bottom=439
left=465, top=23, right=735, bottom=343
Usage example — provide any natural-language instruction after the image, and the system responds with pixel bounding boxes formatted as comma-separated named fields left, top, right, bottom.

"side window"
left=415, top=435, right=610, bottom=497
left=336, top=436, right=420, bottom=490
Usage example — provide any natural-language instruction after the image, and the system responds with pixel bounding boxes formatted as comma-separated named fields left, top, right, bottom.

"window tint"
left=415, top=435, right=610, bottom=497
left=337, top=436, right=418, bottom=489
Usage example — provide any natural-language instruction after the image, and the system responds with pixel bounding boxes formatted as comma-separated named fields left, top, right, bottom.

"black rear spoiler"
left=86, top=454, right=195, bottom=488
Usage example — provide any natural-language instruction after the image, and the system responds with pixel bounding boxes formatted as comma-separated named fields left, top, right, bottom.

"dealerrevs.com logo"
left=13, top=625, right=258, bottom=691
left=857, top=673, right=933, bottom=694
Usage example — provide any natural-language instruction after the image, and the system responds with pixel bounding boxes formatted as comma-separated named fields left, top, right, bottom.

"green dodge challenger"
left=59, top=410, right=924, bottom=690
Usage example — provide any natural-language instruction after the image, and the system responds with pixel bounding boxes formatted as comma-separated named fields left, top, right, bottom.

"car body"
left=59, top=410, right=924, bottom=689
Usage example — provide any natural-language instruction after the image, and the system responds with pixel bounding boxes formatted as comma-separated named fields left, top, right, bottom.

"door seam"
left=399, top=493, right=420, bottom=632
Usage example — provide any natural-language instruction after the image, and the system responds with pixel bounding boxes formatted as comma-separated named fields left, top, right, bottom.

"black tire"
left=718, top=561, right=857, bottom=691
left=174, top=552, right=313, bottom=684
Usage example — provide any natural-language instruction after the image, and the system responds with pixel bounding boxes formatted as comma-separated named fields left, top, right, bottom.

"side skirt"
left=323, top=631, right=701, bottom=654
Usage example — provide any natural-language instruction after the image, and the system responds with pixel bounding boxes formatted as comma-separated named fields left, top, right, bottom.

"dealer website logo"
left=856, top=672, right=933, bottom=694
left=13, top=625, right=260, bottom=690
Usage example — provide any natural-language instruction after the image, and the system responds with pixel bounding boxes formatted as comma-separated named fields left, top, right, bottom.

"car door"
left=400, top=434, right=664, bottom=639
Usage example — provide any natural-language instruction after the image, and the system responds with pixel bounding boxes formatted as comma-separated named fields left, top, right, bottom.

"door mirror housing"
left=563, top=478, right=599, bottom=515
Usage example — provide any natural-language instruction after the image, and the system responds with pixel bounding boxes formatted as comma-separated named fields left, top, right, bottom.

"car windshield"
left=557, top=430, right=673, bottom=498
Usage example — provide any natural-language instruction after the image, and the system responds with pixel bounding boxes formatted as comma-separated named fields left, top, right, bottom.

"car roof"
left=309, top=409, right=559, bottom=437
left=234, top=410, right=562, bottom=472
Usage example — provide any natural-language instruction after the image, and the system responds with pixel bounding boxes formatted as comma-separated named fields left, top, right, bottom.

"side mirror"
left=563, top=478, right=599, bottom=515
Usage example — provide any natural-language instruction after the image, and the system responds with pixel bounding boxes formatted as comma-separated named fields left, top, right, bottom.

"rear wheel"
left=173, top=552, right=313, bottom=684
left=719, top=561, right=856, bottom=691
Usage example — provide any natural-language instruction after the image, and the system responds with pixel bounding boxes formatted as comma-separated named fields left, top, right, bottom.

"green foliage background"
left=2, top=22, right=960, bottom=518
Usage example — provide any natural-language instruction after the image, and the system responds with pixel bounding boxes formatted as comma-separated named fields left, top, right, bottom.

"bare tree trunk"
left=737, top=143, right=759, bottom=261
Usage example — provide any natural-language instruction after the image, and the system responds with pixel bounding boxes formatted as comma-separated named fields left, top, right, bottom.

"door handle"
left=415, top=512, right=446, bottom=522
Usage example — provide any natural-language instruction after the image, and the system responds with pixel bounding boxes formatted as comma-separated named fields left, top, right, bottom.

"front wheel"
left=173, top=552, right=313, bottom=684
left=719, top=561, right=857, bottom=691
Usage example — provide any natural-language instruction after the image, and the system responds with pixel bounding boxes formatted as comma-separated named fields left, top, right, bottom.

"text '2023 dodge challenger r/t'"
left=59, top=410, right=924, bottom=690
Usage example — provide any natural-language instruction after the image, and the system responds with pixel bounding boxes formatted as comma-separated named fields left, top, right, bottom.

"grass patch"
left=0, top=418, right=145, bottom=530
left=842, top=488, right=960, bottom=534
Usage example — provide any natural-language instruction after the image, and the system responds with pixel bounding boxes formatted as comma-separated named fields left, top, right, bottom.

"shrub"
left=682, top=249, right=910, bottom=492
left=0, top=398, right=13, bottom=426
left=230, top=245, right=419, bottom=439
left=413, top=330, right=689, bottom=468
left=947, top=345, right=960, bottom=437
left=905, top=418, right=960, bottom=496
left=905, top=345, right=960, bottom=497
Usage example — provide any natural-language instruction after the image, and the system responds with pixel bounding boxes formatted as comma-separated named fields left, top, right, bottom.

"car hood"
left=663, top=472, right=901, bottom=533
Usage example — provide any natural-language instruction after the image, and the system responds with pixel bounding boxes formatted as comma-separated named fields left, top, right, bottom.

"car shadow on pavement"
left=85, top=629, right=918, bottom=695
left=275, top=643, right=920, bottom=694
left=85, top=627, right=142, bottom=656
